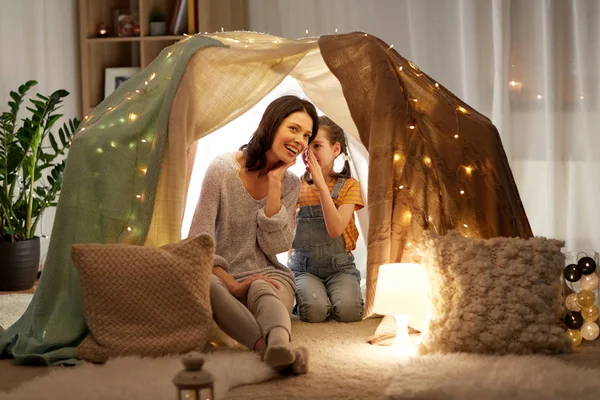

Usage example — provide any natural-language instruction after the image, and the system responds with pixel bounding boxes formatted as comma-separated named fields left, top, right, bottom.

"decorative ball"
left=567, top=329, right=583, bottom=347
left=580, top=273, right=599, bottom=291
left=577, top=289, right=596, bottom=308
left=578, top=256, right=597, bottom=275
left=565, top=311, right=585, bottom=330
left=581, top=321, right=600, bottom=341
left=563, top=264, right=582, bottom=282
left=581, top=305, right=599, bottom=322
left=565, top=293, right=582, bottom=312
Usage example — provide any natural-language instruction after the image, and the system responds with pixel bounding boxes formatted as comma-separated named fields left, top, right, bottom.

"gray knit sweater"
left=189, top=152, right=300, bottom=289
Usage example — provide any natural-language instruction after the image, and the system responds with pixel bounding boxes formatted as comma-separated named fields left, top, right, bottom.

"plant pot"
left=150, top=21, right=166, bottom=36
left=0, top=237, right=40, bottom=291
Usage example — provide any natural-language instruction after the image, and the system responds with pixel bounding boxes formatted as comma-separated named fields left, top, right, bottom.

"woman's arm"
left=256, top=174, right=300, bottom=256
left=189, top=159, right=230, bottom=271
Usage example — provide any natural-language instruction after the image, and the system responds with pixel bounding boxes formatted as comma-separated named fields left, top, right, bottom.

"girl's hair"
left=240, top=95, right=319, bottom=172
left=303, top=116, right=352, bottom=184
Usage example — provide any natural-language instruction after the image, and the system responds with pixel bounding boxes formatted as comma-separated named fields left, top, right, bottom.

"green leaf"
left=49, top=134, right=59, bottom=153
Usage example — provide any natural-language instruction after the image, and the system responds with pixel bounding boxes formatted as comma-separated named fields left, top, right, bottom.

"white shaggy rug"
left=0, top=294, right=33, bottom=329
left=3, top=351, right=276, bottom=400
left=386, top=353, right=600, bottom=400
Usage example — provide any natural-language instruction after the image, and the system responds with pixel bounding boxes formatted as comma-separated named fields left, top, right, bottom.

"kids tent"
left=0, top=31, right=532, bottom=364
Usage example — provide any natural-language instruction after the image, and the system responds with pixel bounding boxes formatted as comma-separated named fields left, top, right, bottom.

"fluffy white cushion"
left=418, top=231, right=571, bottom=355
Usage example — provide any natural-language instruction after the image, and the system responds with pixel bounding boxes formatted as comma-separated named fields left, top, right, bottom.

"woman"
left=189, top=95, right=318, bottom=373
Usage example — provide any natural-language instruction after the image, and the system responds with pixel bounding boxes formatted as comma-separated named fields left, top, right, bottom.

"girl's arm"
left=316, top=186, right=356, bottom=238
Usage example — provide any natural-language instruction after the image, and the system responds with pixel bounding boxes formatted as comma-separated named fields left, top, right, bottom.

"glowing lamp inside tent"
left=372, top=263, right=429, bottom=352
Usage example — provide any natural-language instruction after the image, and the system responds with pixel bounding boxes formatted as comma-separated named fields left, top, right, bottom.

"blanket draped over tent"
left=0, top=31, right=532, bottom=365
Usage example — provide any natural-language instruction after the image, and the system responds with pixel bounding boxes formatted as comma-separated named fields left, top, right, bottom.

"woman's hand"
left=229, top=274, right=281, bottom=299
left=306, top=150, right=327, bottom=190
left=267, top=159, right=296, bottom=182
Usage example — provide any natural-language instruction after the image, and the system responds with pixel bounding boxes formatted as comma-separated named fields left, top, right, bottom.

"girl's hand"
left=229, top=274, right=281, bottom=299
left=306, top=150, right=327, bottom=189
left=267, top=159, right=296, bottom=182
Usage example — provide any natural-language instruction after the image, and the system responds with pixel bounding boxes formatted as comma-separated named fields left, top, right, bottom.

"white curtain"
left=248, top=0, right=600, bottom=253
left=0, top=0, right=80, bottom=259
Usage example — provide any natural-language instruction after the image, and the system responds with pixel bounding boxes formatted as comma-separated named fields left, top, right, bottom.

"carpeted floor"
left=2, top=294, right=600, bottom=399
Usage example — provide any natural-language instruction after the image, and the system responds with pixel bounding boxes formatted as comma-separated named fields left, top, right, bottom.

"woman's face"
left=269, top=111, right=313, bottom=164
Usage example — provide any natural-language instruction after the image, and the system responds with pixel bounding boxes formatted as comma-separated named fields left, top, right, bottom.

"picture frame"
left=104, top=67, right=140, bottom=99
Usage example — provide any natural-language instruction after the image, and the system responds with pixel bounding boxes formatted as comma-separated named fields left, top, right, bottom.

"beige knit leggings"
left=210, top=274, right=294, bottom=350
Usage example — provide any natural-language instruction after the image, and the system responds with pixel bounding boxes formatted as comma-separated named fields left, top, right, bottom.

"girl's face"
left=303, top=127, right=341, bottom=172
left=269, top=111, right=313, bottom=164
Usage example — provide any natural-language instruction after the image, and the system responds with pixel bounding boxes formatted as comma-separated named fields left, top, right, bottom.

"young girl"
left=189, top=95, right=318, bottom=372
left=288, top=116, right=365, bottom=323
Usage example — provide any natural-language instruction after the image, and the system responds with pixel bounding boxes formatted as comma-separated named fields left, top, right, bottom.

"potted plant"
left=0, top=80, right=80, bottom=291
left=149, top=7, right=167, bottom=36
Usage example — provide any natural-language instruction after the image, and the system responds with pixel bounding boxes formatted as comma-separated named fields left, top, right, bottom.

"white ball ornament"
left=581, top=321, right=600, bottom=341
left=580, top=272, right=599, bottom=291
left=565, top=293, right=581, bottom=312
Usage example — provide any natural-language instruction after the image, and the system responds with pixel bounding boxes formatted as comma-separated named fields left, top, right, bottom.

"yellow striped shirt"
left=297, top=177, right=364, bottom=251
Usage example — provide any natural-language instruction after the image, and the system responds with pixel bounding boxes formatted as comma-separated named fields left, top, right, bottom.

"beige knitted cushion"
left=72, top=234, right=214, bottom=363
left=418, top=231, right=571, bottom=355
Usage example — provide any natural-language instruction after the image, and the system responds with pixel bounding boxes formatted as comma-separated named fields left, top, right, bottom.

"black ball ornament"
left=563, top=264, right=582, bottom=282
left=578, top=257, right=597, bottom=275
left=565, top=311, right=584, bottom=330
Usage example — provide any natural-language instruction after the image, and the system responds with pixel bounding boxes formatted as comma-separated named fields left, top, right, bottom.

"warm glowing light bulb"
left=412, top=98, right=418, bottom=102
left=457, top=106, right=468, bottom=114
left=139, top=165, right=148, bottom=174
left=127, top=226, right=132, bottom=232
left=84, top=115, right=89, bottom=120
left=387, top=44, right=394, bottom=50
left=454, top=134, right=459, bottom=138
left=537, top=95, right=543, bottom=99
left=460, top=190, right=465, bottom=194
left=108, top=107, right=113, bottom=111
left=141, top=139, right=147, bottom=143
left=335, top=28, right=338, bottom=34
left=167, top=52, right=173, bottom=57
left=96, top=147, right=103, bottom=154
left=435, top=83, right=439, bottom=88
left=305, top=29, right=308, bottom=37
left=510, top=81, right=517, bottom=87
left=423, top=156, right=431, bottom=166
left=135, top=194, right=142, bottom=199
left=409, top=125, right=415, bottom=130
left=403, top=211, right=412, bottom=221
left=464, top=166, right=473, bottom=175
left=399, top=185, right=404, bottom=189
left=463, top=224, right=468, bottom=228
left=398, top=66, right=403, bottom=71
left=144, top=81, right=148, bottom=86
left=149, top=72, right=156, bottom=81
left=580, top=96, right=584, bottom=100
left=394, top=154, right=401, bottom=161
left=110, top=141, right=117, bottom=148
left=128, top=113, right=139, bottom=122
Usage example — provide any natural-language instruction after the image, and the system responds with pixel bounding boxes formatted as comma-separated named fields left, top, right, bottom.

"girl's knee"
left=296, top=296, right=330, bottom=323
left=332, top=297, right=364, bottom=322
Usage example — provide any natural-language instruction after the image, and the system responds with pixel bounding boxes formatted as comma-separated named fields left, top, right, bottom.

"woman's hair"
left=303, top=116, right=352, bottom=184
left=240, top=95, right=319, bottom=171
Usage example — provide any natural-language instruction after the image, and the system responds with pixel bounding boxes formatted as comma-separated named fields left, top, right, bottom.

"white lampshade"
left=372, top=263, right=429, bottom=316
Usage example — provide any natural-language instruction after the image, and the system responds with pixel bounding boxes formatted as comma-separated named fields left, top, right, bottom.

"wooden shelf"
left=88, top=36, right=142, bottom=43
left=142, top=35, right=184, bottom=41
left=78, top=0, right=249, bottom=117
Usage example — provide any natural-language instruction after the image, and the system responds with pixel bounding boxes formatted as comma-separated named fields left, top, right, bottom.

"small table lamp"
left=372, top=263, right=429, bottom=350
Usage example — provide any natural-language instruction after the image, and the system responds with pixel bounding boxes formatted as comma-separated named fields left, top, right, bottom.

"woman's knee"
left=331, top=297, right=364, bottom=322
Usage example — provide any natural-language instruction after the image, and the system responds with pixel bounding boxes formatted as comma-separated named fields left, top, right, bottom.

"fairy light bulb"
left=149, top=72, right=156, bottom=81
left=139, top=165, right=148, bottom=175
left=141, top=139, right=147, bottom=143
left=127, top=226, right=132, bottom=232
left=398, top=66, right=403, bottom=71
left=110, top=141, right=117, bottom=148
left=457, top=106, right=468, bottom=114
left=80, top=127, right=86, bottom=132
left=387, top=44, right=394, bottom=50
left=464, top=166, right=473, bottom=175
left=454, top=134, right=459, bottom=138
left=84, top=115, right=89, bottom=120
left=167, top=52, right=173, bottom=57
left=403, top=211, right=412, bottom=221
left=335, top=28, right=338, bottom=34
left=128, top=113, right=139, bottom=122
left=435, top=83, right=439, bottom=88
left=135, top=194, right=142, bottom=199
left=96, top=147, right=103, bottom=154
left=409, top=125, right=415, bottom=130
left=305, top=29, right=308, bottom=38
left=399, top=185, right=404, bottom=190
left=394, top=153, right=401, bottom=161
left=509, top=81, right=517, bottom=87
left=460, top=190, right=465, bottom=195
left=423, top=156, right=431, bottom=166
left=463, top=224, right=468, bottom=228
left=537, top=95, right=543, bottom=100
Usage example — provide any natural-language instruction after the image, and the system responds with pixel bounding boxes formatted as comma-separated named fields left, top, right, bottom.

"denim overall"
left=288, top=178, right=364, bottom=322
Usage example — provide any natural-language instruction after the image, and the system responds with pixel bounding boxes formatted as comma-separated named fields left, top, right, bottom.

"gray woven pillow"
left=72, top=234, right=214, bottom=363
left=418, top=231, right=571, bottom=355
